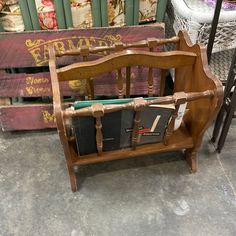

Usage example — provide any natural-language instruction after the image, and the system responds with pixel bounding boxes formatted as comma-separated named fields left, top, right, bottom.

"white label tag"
left=174, top=103, right=187, bottom=130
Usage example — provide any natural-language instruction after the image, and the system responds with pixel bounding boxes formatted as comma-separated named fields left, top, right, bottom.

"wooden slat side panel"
left=0, top=72, right=85, bottom=97
left=0, top=68, right=162, bottom=97
left=0, top=25, right=165, bottom=68
left=0, top=104, right=56, bottom=131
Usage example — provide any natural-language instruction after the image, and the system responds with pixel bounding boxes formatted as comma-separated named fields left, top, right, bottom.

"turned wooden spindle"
left=132, top=97, right=147, bottom=150
left=115, top=42, right=124, bottom=98
left=159, top=69, right=167, bottom=96
left=126, top=66, right=131, bottom=97
left=147, top=38, right=157, bottom=97
left=55, top=36, right=180, bottom=57
left=164, top=92, right=187, bottom=145
left=81, top=46, right=95, bottom=100
left=91, top=103, right=104, bottom=154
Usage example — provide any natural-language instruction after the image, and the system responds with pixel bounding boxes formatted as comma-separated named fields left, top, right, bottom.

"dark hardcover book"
left=54, top=0, right=66, bottom=29
left=73, top=105, right=174, bottom=155
left=19, top=0, right=33, bottom=30
left=91, top=0, right=102, bottom=27
left=125, top=0, right=134, bottom=26
left=120, top=105, right=175, bottom=148
left=0, top=22, right=3, bottom=32
left=102, top=111, right=121, bottom=152
left=139, top=105, right=175, bottom=144
left=73, top=111, right=121, bottom=155
left=73, top=98, right=174, bottom=156
left=63, top=0, right=73, bottom=28
left=73, top=116, right=96, bottom=156
left=26, top=0, right=40, bottom=30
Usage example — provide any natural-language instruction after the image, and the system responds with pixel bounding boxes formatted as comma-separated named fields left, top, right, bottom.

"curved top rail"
left=57, top=49, right=196, bottom=81
left=55, top=36, right=180, bottom=57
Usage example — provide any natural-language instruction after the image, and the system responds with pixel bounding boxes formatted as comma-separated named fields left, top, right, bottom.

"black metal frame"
left=208, top=0, right=236, bottom=152
left=212, top=48, right=236, bottom=152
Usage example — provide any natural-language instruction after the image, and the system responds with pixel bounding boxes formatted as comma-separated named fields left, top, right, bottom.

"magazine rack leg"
left=185, top=149, right=197, bottom=173
left=60, top=134, right=78, bottom=192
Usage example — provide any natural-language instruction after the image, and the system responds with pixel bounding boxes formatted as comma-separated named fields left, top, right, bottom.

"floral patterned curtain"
left=107, top=0, right=125, bottom=26
left=70, top=0, right=93, bottom=28
left=107, top=0, right=158, bottom=26
left=35, top=0, right=58, bottom=30
left=139, top=0, right=157, bottom=23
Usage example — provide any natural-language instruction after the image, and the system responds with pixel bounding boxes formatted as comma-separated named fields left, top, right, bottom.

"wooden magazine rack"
left=49, top=31, right=223, bottom=192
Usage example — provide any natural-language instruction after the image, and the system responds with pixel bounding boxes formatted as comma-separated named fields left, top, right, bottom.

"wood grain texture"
left=91, top=103, right=104, bottom=154
left=0, top=70, right=161, bottom=97
left=73, top=126, right=194, bottom=166
left=62, top=91, right=215, bottom=118
left=0, top=25, right=165, bottom=101
left=49, top=29, right=222, bottom=192
left=0, top=104, right=56, bottom=131
left=57, top=50, right=197, bottom=81
left=0, top=25, right=165, bottom=68
left=175, top=31, right=224, bottom=150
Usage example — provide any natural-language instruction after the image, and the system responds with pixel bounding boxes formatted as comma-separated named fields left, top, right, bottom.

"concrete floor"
left=0, top=121, right=236, bottom=236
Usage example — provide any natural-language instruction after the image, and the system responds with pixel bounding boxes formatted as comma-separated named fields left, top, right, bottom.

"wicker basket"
left=167, top=0, right=236, bottom=53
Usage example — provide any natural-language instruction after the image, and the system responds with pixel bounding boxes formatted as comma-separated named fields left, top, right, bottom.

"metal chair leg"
left=212, top=108, right=225, bottom=143
left=216, top=89, right=236, bottom=152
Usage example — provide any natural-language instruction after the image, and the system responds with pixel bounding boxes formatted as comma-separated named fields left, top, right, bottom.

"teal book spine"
left=91, top=0, right=102, bottom=27
left=0, top=21, right=4, bottom=32
left=100, top=0, right=108, bottom=26
left=133, top=0, right=139, bottom=25
left=19, top=0, right=33, bottom=30
left=63, top=0, right=73, bottom=28
left=74, top=97, right=158, bottom=110
left=156, top=0, right=168, bottom=22
left=54, top=0, right=66, bottom=29
left=125, top=0, right=134, bottom=26
left=26, top=0, right=40, bottom=30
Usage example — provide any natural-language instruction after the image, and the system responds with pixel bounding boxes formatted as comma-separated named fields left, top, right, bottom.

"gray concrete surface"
left=0, top=122, right=236, bottom=236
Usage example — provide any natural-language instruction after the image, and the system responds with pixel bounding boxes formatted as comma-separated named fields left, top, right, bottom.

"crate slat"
left=0, top=104, right=56, bottom=131
left=0, top=26, right=164, bottom=68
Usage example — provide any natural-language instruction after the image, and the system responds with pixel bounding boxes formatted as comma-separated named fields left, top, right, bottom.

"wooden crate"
left=0, top=24, right=165, bottom=131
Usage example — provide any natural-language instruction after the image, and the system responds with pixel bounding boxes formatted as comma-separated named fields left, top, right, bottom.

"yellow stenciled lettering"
left=42, top=110, right=56, bottom=123
left=25, top=86, right=34, bottom=95
left=53, top=41, right=66, bottom=53
left=98, top=40, right=109, bottom=47
left=25, top=86, right=51, bottom=95
left=43, top=44, right=49, bottom=65
left=77, top=38, right=91, bottom=48
left=29, top=48, right=42, bottom=65
left=25, top=76, right=49, bottom=86
left=89, top=36, right=97, bottom=45
left=26, top=35, right=123, bottom=64
left=67, top=40, right=77, bottom=50
left=83, top=38, right=91, bottom=47
left=26, top=77, right=34, bottom=85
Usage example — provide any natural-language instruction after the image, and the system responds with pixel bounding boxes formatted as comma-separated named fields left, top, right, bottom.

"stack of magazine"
left=72, top=98, right=175, bottom=155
